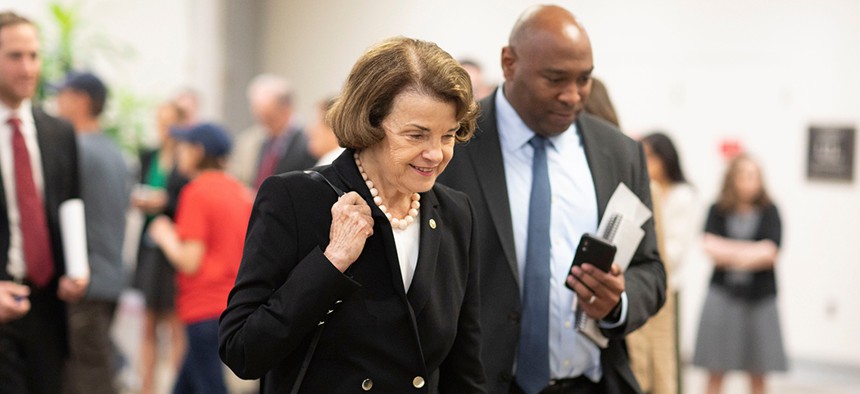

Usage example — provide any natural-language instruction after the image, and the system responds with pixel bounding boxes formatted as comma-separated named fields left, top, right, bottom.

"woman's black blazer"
left=219, top=150, right=486, bottom=393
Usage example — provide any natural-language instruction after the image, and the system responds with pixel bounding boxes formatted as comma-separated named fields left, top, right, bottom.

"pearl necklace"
left=355, top=153, right=420, bottom=230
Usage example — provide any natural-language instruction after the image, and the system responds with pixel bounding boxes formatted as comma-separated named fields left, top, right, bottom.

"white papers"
left=577, top=182, right=652, bottom=348
left=59, top=199, right=90, bottom=279
left=577, top=305, right=610, bottom=348
left=596, top=183, right=652, bottom=271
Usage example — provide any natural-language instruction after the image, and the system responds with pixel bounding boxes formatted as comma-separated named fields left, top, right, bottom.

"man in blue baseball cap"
left=56, top=72, right=108, bottom=120
left=56, top=69, right=131, bottom=393
left=171, top=122, right=233, bottom=176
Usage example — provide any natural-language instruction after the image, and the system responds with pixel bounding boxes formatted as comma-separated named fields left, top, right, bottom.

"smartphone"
left=565, top=233, right=617, bottom=291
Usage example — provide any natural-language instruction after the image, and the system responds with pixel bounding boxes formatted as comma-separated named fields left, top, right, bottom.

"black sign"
left=807, top=126, right=855, bottom=181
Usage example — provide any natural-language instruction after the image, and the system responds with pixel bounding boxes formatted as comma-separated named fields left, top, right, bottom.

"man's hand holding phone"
left=566, top=233, right=624, bottom=321
left=567, top=263, right=625, bottom=320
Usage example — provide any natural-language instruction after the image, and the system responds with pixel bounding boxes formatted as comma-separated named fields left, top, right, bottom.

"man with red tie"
left=0, top=11, right=87, bottom=394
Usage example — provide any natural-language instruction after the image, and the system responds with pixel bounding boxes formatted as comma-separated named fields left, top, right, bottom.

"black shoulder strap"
left=291, top=171, right=344, bottom=394
left=304, top=170, right=345, bottom=197
left=291, top=323, right=324, bottom=394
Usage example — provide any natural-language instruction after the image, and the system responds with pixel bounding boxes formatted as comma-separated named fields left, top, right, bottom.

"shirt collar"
left=494, top=84, right=580, bottom=152
left=1, top=100, right=36, bottom=141
left=0, top=99, right=33, bottom=125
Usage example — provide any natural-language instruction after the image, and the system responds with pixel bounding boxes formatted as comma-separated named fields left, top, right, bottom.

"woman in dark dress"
left=693, top=154, right=787, bottom=394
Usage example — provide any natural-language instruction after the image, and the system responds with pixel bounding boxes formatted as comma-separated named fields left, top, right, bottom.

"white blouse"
left=392, top=221, right=420, bottom=291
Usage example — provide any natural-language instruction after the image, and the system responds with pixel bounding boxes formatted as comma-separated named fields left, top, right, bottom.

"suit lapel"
left=467, top=93, right=519, bottom=283
left=0, top=156, right=6, bottom=219
left=32, top=109, right=59, bottom=214
left=330, top=151, right=410, bottom=301
left=579, top=114, right=615, bottom=223
left=276, top=128, right=301, bottom=173
left=0, top=139, right=7, bottom=266
left=330, top=151, right=429, bottom=366
left=405, top=189, right=440, bottom=317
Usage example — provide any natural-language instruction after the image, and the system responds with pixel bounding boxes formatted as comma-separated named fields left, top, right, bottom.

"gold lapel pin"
left=429, top=219, right=437, bottom=229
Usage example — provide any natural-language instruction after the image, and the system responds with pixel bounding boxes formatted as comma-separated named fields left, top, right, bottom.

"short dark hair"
left=89, top=93, right=106, bottom=116
left=641, top=132, right=687, bottom=184
left=0, top=11, right=35, bottom=47
left=327, top=36, right=477, bottom=149
left=197, top=156, right=226, bottom=171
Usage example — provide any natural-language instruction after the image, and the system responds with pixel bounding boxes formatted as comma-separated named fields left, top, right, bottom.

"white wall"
left=262, top=0, right=860, bottom=366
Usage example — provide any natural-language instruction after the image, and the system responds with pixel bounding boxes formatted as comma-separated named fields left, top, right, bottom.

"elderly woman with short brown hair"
left=219, top=37, right=484, bottom=393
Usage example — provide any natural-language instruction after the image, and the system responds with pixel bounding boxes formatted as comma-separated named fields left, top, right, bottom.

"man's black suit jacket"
left=0, top=107, right=80, bottom=393
left=274, top=129, right=316, bottom=175
left=220, top=150, right=486, bottom=393
left=438, top=91, right=666, bottom=394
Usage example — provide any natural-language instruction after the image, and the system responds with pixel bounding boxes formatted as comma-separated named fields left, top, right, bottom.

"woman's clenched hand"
left=324, top=192, right=374, bottom=272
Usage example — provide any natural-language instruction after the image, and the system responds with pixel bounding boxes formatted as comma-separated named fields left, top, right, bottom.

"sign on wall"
left=807, top=125, right=855, bottom=182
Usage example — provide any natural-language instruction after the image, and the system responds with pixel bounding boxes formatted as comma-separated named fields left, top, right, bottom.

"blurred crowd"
left=0, top=6, right=788, bottom=394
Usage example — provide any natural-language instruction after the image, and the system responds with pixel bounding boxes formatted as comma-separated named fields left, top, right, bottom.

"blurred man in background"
left=173, top=88, right=200, bottom=127
left=0, top=11, right=87, bottom=393
left=228, top=74, right=315, bottom=190
left=306, top=96, right=343, bottom=166
left=56, top=71, right=130, bottom=394
left=459, top=58, right=496, bottom=100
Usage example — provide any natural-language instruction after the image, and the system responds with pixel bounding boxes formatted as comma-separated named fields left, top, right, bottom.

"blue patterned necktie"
left=516, top=135, right=552, bottom=393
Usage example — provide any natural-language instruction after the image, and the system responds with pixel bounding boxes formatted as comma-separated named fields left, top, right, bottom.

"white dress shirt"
left=0, top=100, right=46, bottom=280
left=496, top=88, right=626, bottom=382
left=392, top=221, right=420, bottom=292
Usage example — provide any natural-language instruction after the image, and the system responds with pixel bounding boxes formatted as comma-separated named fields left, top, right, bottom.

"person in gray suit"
left=56, top=71, right=130, bottom=394
left=228, top=74, right=316, bottom=190
left=438, top=5, right=666, bottom=394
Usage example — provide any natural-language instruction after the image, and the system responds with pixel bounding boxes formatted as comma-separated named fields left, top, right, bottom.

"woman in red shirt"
left=149, top=123, right=253, bottom=394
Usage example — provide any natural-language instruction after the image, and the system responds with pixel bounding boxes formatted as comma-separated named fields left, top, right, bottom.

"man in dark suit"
left=0, top=11, right=87, bottom=394
left=228, top=73, right=316, bottom=190
left=439, top=5, right=666, bottom=394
